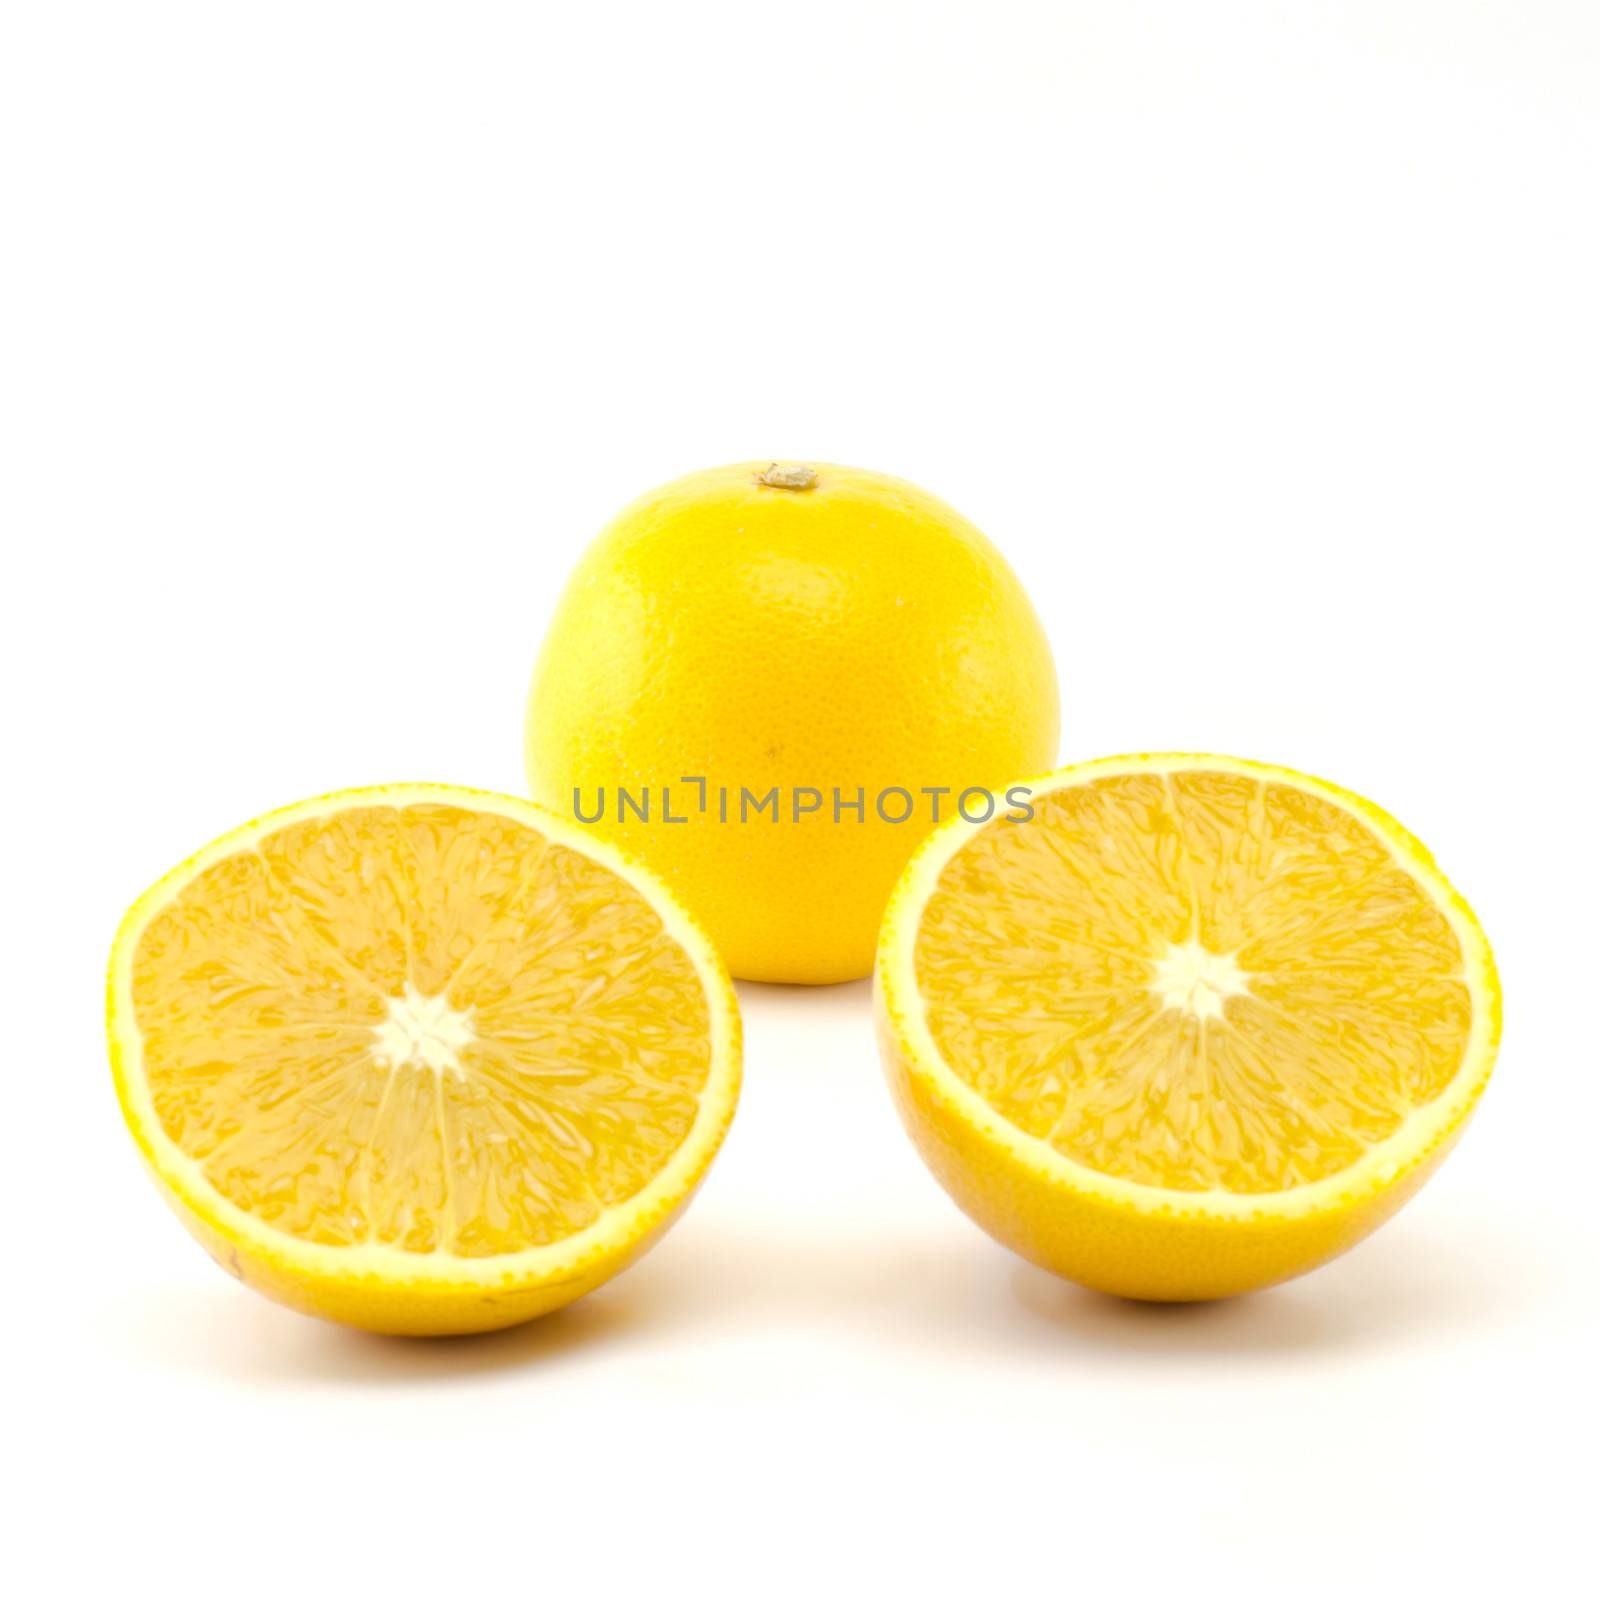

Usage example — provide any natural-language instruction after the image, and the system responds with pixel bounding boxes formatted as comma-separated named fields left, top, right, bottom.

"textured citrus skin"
left=133, top=1159, right=708, bottom=1337
left=877, top=1012, right=1472, bottom=1300
left=107, top=785, right=742, bottom=1336
left=526, top=462, right=1059, bottom=984
left=876, top=754, right=1502, bottom=1301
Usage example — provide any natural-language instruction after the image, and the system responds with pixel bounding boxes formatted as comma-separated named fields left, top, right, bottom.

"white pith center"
left=1149, top=938, right=1251, bottom=1022
left=371, top=983, right=476, bottom=1077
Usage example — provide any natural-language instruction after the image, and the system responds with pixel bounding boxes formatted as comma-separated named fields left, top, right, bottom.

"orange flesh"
left=130, top=805, right=711, bottom=1255
left=914, top=772, right=1471, bottom=1193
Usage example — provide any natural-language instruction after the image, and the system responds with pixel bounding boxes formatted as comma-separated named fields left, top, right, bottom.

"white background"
left=4, top=3, right=1596, bottom=1594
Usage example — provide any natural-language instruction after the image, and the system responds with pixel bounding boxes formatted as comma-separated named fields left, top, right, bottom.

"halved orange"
left=108, top=785, right=741, bottom=1335
left=876, top=754, right=1500, bottom=1300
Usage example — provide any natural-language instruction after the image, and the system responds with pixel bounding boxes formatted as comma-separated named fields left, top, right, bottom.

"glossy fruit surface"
left=108, top=784, right=741, bottom=1335
left=526, top=461, right=1059, bottom=983
left=877, top=754, right=1500, bottom=1300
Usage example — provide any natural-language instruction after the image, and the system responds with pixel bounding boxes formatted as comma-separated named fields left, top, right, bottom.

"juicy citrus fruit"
left=876, top=754, right=1500, bottom=1300
left=526, top=460, right=1059, bottom=984
left=107, top=785, right=741, bottom=1335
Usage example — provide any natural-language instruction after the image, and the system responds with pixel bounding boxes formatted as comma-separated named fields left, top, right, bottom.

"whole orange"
left=526, top=461, right=1059, bottom=983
